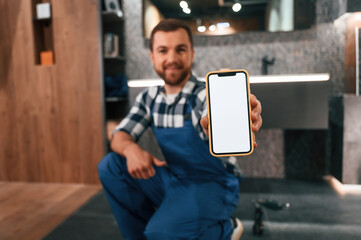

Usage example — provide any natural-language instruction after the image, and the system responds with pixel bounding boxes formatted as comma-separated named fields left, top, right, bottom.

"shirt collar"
left=160, top=74, right=198, bottom=97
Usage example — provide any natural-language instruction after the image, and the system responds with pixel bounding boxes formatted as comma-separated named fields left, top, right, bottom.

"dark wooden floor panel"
left=0, top=182, right=101, bottom=240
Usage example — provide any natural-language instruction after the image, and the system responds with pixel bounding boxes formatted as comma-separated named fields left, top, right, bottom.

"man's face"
left=150, top=28, right=194, bottom=87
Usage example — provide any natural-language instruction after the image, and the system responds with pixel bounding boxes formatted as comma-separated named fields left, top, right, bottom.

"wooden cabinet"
left=0, top=0, right=105, bottom=184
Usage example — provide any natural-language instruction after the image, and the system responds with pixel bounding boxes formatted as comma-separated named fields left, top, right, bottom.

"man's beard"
left=156, top=63, right=191, bottom=86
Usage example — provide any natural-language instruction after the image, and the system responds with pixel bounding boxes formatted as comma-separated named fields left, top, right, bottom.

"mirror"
left=143, top=0, right=316, bottom=38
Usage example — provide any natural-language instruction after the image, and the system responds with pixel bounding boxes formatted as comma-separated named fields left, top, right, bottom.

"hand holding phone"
left=205, top=69, right=253, bottom=157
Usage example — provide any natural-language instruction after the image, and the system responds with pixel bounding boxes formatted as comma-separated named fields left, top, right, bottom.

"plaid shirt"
left=114, top=75, right=243, bottom=178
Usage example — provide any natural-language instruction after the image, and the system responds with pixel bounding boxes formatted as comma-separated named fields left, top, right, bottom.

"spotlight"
left=183, top=7, right=191, bottom=14
left=197, top=25, right=206, bottom=32
left=209, top=24, right=216, bottom=31
left=216, top=22, right=230, bottom=29
left=179, top=1, right=188, bottom=9
left=232, top=3, right=242, bottom=12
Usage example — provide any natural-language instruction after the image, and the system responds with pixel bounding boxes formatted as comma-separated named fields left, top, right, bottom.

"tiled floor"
left=234, top=178, right=361, bottom=239
left=44, top=178, right=361, bottom=240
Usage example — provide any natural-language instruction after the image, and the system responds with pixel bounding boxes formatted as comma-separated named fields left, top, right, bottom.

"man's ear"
left=191, top=48, right=195, bottom=63
left=149, top=51, right=154, bottom=65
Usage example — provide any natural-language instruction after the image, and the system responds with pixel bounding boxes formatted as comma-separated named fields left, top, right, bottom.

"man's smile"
left=164, top=64, right=182, bottom=71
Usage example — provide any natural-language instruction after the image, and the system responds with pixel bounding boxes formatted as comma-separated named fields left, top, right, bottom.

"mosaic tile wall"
left=122, top=0, right=348, bottom=179
left=123, top=0, right=346, bottom=94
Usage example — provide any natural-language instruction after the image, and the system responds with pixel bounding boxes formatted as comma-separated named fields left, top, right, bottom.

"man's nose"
left=166, top=50, right=179, bottom=63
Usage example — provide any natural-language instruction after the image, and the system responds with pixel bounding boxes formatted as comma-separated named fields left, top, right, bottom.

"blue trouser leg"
left=97, top=152, right=167, bottom=240
left=144, top=178, right=238, bottom=240
left=197, top=220, right=233, bottom=240
left=145, top=218, right=233, bottom=240
left=98, top=152, right=239, bottom=240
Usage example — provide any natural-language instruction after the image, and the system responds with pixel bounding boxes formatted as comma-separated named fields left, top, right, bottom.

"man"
left=98, top=19, right=262, bottom=240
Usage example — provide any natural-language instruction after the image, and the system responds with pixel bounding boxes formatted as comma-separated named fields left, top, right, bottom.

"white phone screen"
left=207, top=71, right=252, bottom=156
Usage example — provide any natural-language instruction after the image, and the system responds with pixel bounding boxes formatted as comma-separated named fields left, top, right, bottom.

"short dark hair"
left=150, top=18, right=193, bottom=51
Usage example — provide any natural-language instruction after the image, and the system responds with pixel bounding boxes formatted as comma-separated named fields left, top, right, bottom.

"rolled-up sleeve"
left=113, top=89, right=151, bottom=142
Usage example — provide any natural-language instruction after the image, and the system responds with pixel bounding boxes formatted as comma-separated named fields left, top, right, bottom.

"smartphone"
left=205, top=69, right=253, bottom=157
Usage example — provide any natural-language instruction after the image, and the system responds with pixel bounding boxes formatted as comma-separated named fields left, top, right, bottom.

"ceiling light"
left=179, top=1, right=188, bottom=9
left=209, top=24, right=216, bottom=31
left=216, top=22, right=230, bottom=29
left=116, top=10, right=123, bottom=17
left=197, top=25, right=206, bottom=32
left=183, top=7, right=191, bottom=14
left=232, top=3, right=242, bottom=12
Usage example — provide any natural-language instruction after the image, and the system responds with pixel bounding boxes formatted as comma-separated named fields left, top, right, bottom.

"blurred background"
left=1, top=0, right=361, bottom=239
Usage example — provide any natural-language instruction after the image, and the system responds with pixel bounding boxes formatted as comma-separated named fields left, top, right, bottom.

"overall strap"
left=150, top=86, right=162, bottom=124
left=184, top=85, right=199, bottom=120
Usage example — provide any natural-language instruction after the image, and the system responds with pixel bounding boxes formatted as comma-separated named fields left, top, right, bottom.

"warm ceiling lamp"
left=232, top=2, right=242, bottom=12
left=183, top=7, right=191, bottom=14
left=197, top=25, right=206, bottom=32
left=180, top=1, right=191, bottom=14
left=209, top=24, right=216, bottom=31
left=197, top=19, right=206, bottom=32
left=179, top=1, right=188, bottom=9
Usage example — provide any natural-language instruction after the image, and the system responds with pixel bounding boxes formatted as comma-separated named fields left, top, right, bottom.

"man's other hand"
left=123, top=144, right=167, bottom=179
left=250, top=94, right=262, bottom=148
left=200, top=116, right=209, bottom=137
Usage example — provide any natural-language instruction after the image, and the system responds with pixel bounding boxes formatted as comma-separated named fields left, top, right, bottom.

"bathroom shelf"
left=101, top=0, right=128, bottom=125
left=102, top=11, right=124, bottom=23
left=105, top=96, right=127, bottom=102
left=32, top=17, right=51, bottom=22
left=104, top=56, right=126, bottom=61
left=31, top=0, right=54, bottom=65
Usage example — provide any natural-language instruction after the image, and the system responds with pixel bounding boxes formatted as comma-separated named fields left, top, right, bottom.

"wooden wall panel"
left=0, top=0, right=105, bottom=183
left=345, top=13, right=361, bottom=94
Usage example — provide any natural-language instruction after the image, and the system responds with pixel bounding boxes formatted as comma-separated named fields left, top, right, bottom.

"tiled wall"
left=122, top=0, right=348, bottom=179
left=124, top=0, right=345, bottom=94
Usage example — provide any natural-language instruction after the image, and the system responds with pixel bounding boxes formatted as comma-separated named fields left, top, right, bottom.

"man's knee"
left=145, top=220, right=227, bottom=240
left=144, top=218, right=194, bottom=240
left=144, top=231, right=173, bottom=240
left=144, top=223, right=177, bottom=240
left=97, top=152, right=126, bottom=180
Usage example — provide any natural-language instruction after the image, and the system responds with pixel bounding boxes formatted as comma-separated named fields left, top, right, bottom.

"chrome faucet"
left=262, top=56, right=275, bottom=75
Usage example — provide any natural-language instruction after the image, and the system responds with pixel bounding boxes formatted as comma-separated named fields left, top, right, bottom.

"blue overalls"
left=98, top=92, right=241, bottom=240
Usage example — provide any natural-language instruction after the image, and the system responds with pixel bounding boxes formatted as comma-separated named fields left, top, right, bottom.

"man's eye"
left=178, top=48, right=186, bottom=52
left=158, top=49, right=167, bottom=54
